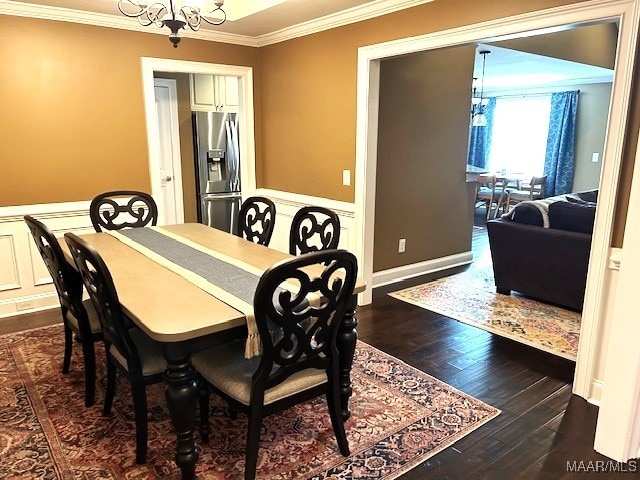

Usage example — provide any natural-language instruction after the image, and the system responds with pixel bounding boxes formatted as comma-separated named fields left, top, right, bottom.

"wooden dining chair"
left=289, top=206, right=341, bottom=255
left=475, top=175, right=509, bottom=219
left=238, top=196, right=276, bottom=246
left=24, top=216, right=103, bottom=407
left=64, top=232, right=167, bottom=465
left=192, top=249, right=358, bottom=480
left=89, top=190, right=158, bottom=232
left=503, top=175, right=547, bottom=213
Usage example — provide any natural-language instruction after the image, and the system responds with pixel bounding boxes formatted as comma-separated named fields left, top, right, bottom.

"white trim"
left=0, top=0, right=435, bottom=47
left=573, top=0, right=639, bottom=403
left=609, top=247, right=622, bottom=270
left=256, top=0, right=435, bottom=46
left=594, top=101, right=640, bottom=461
left=0, top=201, right=92, bottom=223
left=140, top=58, right=257, bottom=214
left=0, top=293, right=60, bottom=319
left=372, top=252, right=473, bottom=289
left=590, top=380, right=604, bottom=406
left=0, top=0, right=259, bottom=46
left=354, top=0, right=639, bottom=459
left=254, top=188, right=355, bottom=216
left=0, top=201, right=95, bottom=318
left=153, top=78, right=185, bottom=225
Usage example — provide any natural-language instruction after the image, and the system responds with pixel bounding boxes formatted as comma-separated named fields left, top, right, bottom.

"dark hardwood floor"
left=357, top=211, right=637, bottom=479
left=3, top=215, right=635, bottom=478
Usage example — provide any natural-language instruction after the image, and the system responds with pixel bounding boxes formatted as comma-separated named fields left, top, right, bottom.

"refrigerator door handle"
left=202, top=192, right=243, bottom=200
left=225, top=119, right=240, bottom=192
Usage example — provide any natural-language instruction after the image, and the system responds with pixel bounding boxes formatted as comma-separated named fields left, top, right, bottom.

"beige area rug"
left=389, top=256, right=581, bottom=361
left=0, top=325, right=500, bottom=479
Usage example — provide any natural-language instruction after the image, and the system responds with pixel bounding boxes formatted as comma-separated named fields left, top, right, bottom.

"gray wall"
left=374, top=45, right=476, bottom=272
left=573, top=82, right=613, bottom=192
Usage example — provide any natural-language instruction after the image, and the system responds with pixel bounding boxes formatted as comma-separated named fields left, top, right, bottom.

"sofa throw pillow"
left=508, top=202, right=545, bottom=226
left=574, top=189, right=598, bottom=203
left=566, top=197, right=597, bottom=208
left=548, top=200, right=596, bottom=234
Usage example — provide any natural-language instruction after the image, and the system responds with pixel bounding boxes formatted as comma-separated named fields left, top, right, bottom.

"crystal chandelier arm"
left=181, top=6, right=202, bottom=31
left=200, top=1, right=226, bottom=26
left=117, top=0, right=226, bottom=46
left=118, top=1, right=167, bottom=27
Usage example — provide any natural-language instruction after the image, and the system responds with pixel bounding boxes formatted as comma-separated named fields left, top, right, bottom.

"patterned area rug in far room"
left=389, top=264, right=581, bottom=361
left=0, top=325, right=499, bottom=480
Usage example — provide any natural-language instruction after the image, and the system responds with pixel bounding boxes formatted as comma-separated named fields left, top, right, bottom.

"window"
left=488, top=95, right=551, bottom=176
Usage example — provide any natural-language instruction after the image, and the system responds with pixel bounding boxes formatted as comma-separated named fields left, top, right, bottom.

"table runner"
left=108, top=227, right=267, bottom=357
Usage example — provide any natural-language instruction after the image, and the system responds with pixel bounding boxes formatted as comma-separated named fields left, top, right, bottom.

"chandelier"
left=118, top=0, right=226, bottom=48
left=471, top=49, right=491, bottom=127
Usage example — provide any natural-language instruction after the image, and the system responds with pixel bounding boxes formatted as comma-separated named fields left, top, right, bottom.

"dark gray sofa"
left=486, top=190, right=597, bottom=311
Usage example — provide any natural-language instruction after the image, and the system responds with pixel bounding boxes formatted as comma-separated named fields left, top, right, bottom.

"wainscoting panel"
left=0, top=233, right=21, bottom=292
left=254, top=189, right=357, bottom=255
left=0, top=202, right=93, bottom=318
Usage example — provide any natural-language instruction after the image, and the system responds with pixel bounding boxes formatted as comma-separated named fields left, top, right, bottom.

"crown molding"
left=0, top=0, right=435, bottom=47
left=0, top=0, right=260, bottom=46
left=255, top=0, right=435, bottom=46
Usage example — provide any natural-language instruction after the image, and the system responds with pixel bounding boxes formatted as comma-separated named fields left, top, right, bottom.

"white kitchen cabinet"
left=190, top=74, right=239, bottom=112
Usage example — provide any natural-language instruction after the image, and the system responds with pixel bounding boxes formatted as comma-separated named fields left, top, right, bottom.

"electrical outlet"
left=16, top=300, right=35, bottom=311
left=398, top=238, right=406, bottom=253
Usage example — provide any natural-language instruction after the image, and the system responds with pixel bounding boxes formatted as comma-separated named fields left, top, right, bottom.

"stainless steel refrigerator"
left=193, top=111, right=241, bottom=234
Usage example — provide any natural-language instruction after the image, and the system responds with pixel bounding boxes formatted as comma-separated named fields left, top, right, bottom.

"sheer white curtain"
left=488, top=95, right=551, bottom=177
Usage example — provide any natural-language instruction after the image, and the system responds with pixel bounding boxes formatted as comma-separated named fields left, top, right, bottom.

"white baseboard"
left=0, top=292, right=60, bottom=319
left=587, top=380, right=603, bottom=407
left=372, top=251, right=473, bottom=289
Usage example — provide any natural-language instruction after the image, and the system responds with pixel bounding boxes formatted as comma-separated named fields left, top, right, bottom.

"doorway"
left=140, top=58, right=257, bottom=223
left=153, top=78, right=184, bottom=225
left=353, top=0, right=640, bottom=462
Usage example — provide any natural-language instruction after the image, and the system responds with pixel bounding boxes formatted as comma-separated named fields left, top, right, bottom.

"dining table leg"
left=163, top=343, right=199, bottom=480
left=337, top=293, right=358, bottom=421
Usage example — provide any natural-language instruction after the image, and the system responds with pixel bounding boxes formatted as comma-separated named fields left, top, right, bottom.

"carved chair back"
left=289, top=206, right=341, bottom=256
left=238, top=196, right=276, bottom=246
left=89, top=190, right=158, bottom=232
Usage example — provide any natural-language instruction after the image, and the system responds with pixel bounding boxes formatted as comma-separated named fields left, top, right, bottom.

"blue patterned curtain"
left=543, top=91, right=579, bottom=196
left=467, top=97, right=496, bottom=170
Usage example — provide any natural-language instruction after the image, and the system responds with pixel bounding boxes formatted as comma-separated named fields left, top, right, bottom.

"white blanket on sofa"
left=501, top=193, right=582, bottom=228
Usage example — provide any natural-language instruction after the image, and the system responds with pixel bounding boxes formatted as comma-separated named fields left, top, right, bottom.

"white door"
left=154, top=78, right=184, bottom=224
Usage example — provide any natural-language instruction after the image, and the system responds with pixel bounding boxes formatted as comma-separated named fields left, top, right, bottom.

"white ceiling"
left=475, top=44, right=615, bottom=93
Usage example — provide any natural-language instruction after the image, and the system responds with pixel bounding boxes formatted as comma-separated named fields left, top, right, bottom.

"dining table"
left=59, top=222, right=366, bottom=480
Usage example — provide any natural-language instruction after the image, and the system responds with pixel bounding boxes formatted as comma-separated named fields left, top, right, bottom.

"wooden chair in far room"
left=289, top=206, right=341, bottom=255
left=192, top=250, right=358, bottom=480
left=503, top=175, right=547, bottom=213
left=475, top=174, right=509, bottom=219
left=24, top=215, right=103, bottom=407
left=238, top=196, right=276, bottom=246
left=89, top=190, right=158, bottom=232
left=64, top=232, right=167, bottom=465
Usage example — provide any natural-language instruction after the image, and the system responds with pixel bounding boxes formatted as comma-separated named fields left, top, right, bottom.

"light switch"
left=342, top=170, right=351, bottom=186
left=592, top=152, right=600, bottom=163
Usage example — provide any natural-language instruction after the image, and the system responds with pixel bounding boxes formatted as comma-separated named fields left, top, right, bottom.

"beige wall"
left=374, top=46, right=476, bottom=271
left=154, top=72, right=198, bottom=223
left=258, top=0, right=596, bottom=202
left=0, top=16, right=259, bottom=207
left=573, top=82, right=613, bottom=192
left=2, top=0, right=637, bottom=246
